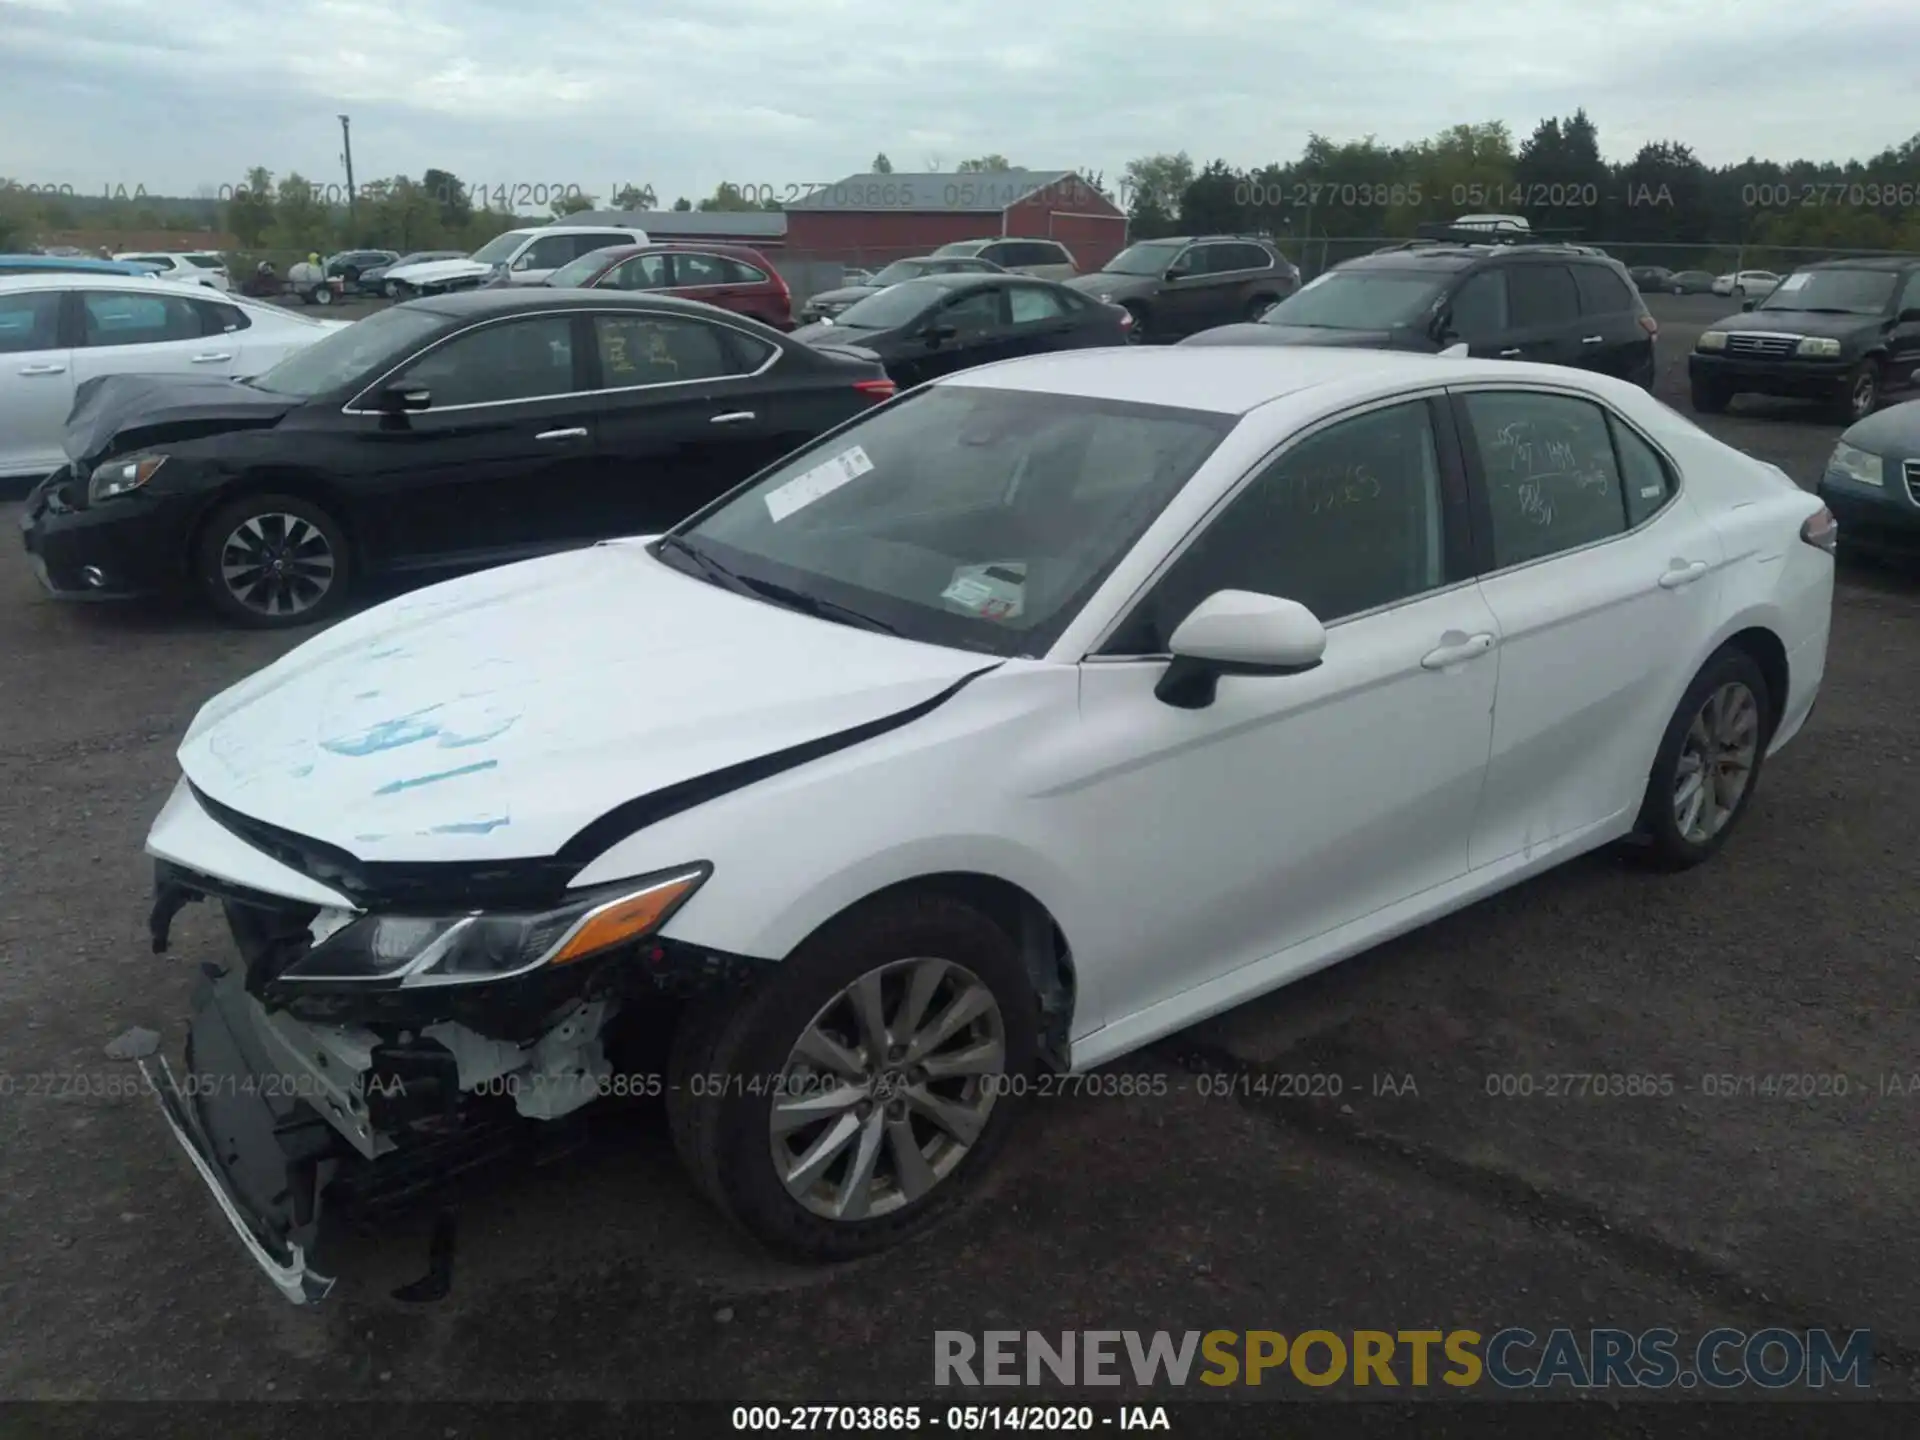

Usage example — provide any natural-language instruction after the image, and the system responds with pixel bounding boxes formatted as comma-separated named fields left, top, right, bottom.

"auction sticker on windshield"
left=765, top=445, right=874, bottom=522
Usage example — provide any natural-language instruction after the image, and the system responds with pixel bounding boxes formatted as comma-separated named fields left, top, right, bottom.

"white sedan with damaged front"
left=138, top=345, right=1835, bottom=1301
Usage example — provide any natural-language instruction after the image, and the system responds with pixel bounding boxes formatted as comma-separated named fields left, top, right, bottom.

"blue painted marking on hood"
left=290, top=764, right=314, bottom=778
left=355, top=690, right=382, bottom=700
left=427, top=817, right=511, bottom=834
left=322, top=705, right=447, bottom=756
left=437, top=717, right=519, bottom=749
left=374, top=759, right=499, bottom=794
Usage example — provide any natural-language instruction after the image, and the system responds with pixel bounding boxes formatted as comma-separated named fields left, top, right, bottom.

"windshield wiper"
left=652, top=534, right=758, bottom=596
left=737, top=576, right=901, bottom=635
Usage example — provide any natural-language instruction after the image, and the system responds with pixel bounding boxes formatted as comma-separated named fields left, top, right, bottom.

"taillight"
left=1638, top=313, right=1658, bottom=337
left=1800, top=504, right=1838, bottom=554
left=854, top=378, right=896, bottom=400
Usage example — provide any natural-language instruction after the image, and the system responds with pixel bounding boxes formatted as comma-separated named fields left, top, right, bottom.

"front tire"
left=1836, top=360, right=1879, bottom=423
left=194, top=493, right=351, bottom=629
left=1630, top=647, right=1772, bottom=871
left=666, top=891, right=1037, bottom=1261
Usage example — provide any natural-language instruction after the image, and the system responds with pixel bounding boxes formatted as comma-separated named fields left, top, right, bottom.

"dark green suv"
left=1063, top=236, right=1300, bottom=343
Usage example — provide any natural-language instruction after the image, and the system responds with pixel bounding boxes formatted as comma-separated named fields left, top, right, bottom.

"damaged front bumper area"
left=140, top=798, right=768, bottom=1305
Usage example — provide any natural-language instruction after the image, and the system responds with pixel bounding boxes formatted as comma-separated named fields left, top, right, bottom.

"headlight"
left=1097, top=292, right=1113, bottom=303
left=273, top=865, right=709, bottom=988
left=89, top=453, right=167, bottom=502
left=1696, top=331, right=1728, bottom=352
left=1828, top=442, right=1883, bottom=487
left=1796, top=336, right=1842, bottom=358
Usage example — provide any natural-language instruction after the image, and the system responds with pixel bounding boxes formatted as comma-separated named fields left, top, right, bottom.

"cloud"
left=2, top=0, right=1915, bottom=209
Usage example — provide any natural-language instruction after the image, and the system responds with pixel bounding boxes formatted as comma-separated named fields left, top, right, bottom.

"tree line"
left=1115, top=114, right=1920, bottom=257
left=6, top=119, right=1917, bottom=261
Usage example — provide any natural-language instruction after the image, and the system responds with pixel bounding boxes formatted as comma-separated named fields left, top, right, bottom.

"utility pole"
left=339, top=114, right=356, bottom=229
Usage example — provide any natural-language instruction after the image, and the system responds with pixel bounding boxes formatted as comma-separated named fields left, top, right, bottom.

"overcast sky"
left=3, top=0, right=1916, bottom=206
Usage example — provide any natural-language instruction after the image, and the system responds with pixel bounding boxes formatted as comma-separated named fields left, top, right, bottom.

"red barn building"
left=783, top=169, right=1128, bottom=273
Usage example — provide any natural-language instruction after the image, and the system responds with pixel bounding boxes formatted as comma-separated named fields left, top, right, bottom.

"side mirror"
left=924, top=321, right=958, bottom=345
left=1740, top=299, right=1756, bottom=312
left=1165, top=264, right=1191, bottom=281
left=1154, top=591, right=1327, bottom=709
left=380, top=386, right=431, bottom=413
left=511, top=253, right=534, bottom=271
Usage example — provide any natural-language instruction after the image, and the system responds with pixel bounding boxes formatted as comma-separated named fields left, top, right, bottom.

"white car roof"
left=0, top=271, right=233, bottom=298
left=939, top=346, right=1528, bottom=415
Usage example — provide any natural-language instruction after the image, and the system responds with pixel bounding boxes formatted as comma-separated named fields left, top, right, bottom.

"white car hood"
left=385, top=257, right=494, bottom=286
left=177, top=542, right=995, bottom=863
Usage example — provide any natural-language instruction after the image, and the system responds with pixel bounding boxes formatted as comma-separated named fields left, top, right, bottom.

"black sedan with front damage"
left=1688, top=256, right=1920, bottom=422
left=19, top=289, right=895, bottom=628
left=790, top=273, right=1128, bottom=387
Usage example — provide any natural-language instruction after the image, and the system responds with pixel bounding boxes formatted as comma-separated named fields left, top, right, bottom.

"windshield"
left=1102, top=242, right=1183, bottom=276
left=1759, top=269, right=1898, bottom=315
left=468, top=231, right=531, bottom=265
left=829, top=277, right=951, bottom=329
left=547, top=249, right=625, bottom=288
left=1260, top=270, right=1446, bottom=329
left=867, top=260, right=931, bottom=285
left=248, top=306, right=451, bottom=397
left=669, top=385, right=1234, bottom=657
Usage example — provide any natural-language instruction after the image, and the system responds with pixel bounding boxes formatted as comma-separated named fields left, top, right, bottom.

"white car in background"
left=136, top=345, right=1833, bottom=1300
left=1713, top=270, right=1781, bottom=299
left=381, top=225, right=650, bottom=295
left=115, top=251, right=232, bottom=291
left=0, top=273, right=347, bottom=482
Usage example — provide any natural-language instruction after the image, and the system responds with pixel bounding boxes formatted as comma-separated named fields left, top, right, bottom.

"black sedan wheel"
left=195, top=494, right=350, bottom=628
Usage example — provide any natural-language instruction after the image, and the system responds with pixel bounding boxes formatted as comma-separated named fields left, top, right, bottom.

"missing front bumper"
left=140, top=968, right=340, bottom=1303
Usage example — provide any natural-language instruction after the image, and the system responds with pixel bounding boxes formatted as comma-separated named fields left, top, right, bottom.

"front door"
left=1156, top=242, right=1238, bottom=337
left=1060, top=397, right=1497, bottom=1026
left=1451, top=386, right=1728, bottom=868
left=345, top=312, right=605, bottom=565
left=891, top=286, right=1014, bottom=388
left=0, top=289, right=73, bottom=479
left=584, top=309, right=797, bottom=538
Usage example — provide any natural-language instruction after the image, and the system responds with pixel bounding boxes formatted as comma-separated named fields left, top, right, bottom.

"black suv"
left=1182, top=230, right=1658, bottom=387
left=1687, top=256, right=1920, bottom=422
left=1064, top=236, right=1300, bottom=343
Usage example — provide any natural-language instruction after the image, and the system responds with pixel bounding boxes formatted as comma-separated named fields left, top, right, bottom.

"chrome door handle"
left=1420, top=632, right=1495, bottom=669
left=1658, top=560, right=1710, bottom=589
left=18, top=363, right=66, bottom=375
left=1498, top=348, right=1522, bottom=358
left=709, top=411, right=756, bottom=425
left=1581, top=335, right=1604, bottom=344
left=190, top=352, right=234, bottom=363
left=535, top=427, right=589, bottom=441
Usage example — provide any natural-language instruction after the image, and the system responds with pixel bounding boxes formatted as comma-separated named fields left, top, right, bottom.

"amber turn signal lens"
left=547, top=872, right=705, bottom=966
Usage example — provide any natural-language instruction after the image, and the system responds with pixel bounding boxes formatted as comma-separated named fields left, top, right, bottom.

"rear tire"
left=194, top=493, right=351, bottom=629
left=665, top=891, right=1037, bottom=1261
left=313, top=285, right=334, bottom=307
left=1629, top=647, right=1773, bottom=871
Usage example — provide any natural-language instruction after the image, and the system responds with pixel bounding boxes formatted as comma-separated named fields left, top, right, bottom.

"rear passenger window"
left=1573, top=264, right=1636, bottom=315
left=1611, top=417, right=1675, bottom=527
left=672, top=253, right=732, bottom=286
left=1506, top=265, right=1581, bottom=327
left=80, top=290, right=203, bottom=347
left=594, top=314, right=741, bottom=385
left=723, top=257, right=770, bottom=284
left=195, top=300, right=250, bottom=334
left=1460, top=391, right=1628, bottom=568
left=1008, top=285, right=1067, bottom=323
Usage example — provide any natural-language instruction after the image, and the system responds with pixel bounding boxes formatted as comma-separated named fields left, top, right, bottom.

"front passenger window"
left=1460, top=391, right=1628, bottom=568
left=1106, top=400, right=1449, bottom=652
left=396, top=316, right=577, bottom=406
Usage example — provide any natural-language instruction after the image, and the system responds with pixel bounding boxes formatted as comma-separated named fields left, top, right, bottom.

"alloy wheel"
left=1672, top=680, right=1760, bottom=844
left=769, top=956, right=1005, bottom=1221
left=1849, top=369, right=1878, bottom=420
left=217, top=512, right=337, bottom=619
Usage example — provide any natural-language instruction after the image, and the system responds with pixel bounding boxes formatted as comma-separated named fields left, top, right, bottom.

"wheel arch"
left=186, top=468, right=365, bottom=578
left=780, top=871, right=1078, bottom=1072
left=1719, top=624, right=1789, bottom=737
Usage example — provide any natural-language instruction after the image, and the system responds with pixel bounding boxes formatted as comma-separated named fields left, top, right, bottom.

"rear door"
left=1490, top=261, right=1583, bottom=367
left=1571, top=261, right=1651, bottom=382
left=0, top=288, right=73, bottom=479
left=1004, top=281, right=1094, bottom=357
left=70, top=288, right=232, bottom=384
left=342, top=312, right=604, bottom=563
left=585, top=309, right=804, bottom=537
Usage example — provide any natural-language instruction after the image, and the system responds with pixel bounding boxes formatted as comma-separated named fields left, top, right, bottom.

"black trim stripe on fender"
left=554, top=664, right=1002, bottom=866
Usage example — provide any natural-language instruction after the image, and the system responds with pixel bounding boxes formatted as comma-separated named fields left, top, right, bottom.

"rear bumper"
left=140, top=966, right=342, bottom=1304
left=1688, top=352, right=1853, bottom=399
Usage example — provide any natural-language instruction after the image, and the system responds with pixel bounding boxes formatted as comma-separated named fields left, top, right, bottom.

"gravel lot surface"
left=1, top=295, right=1916, bottom=1419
